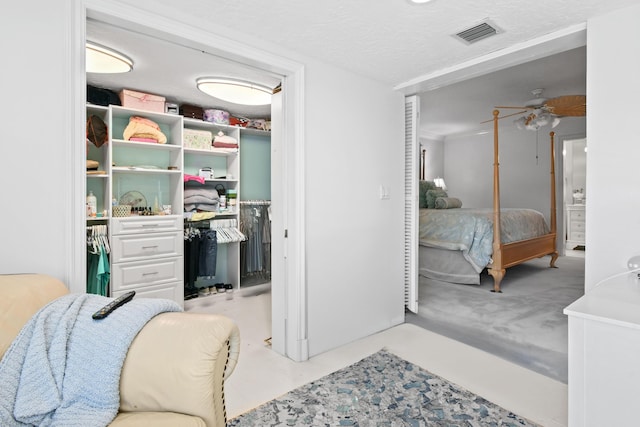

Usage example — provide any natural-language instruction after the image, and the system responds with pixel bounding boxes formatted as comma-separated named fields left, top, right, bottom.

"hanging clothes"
left=239, top=201, right=271, bottom=283
left=198, top=229, right=218, bottom=277
left=184, top=226, right=201, bottom=299
left=86, top=224, right=110, bottom=296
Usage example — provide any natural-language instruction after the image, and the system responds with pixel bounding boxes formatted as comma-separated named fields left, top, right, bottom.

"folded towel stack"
left=123, top=116, right=167, bottom=144
left=212, top=131, right=238, bottom=149
left=184, top=187, right=220, bottom=212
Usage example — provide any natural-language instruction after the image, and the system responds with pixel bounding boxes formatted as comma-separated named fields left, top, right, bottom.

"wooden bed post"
left=488, top=110, right=505, bottom=292
left=549, top=131, right=559, bottom=267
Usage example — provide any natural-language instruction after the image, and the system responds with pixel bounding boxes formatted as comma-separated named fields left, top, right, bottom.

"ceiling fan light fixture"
left=86, top=41, right=133, bottom=73
left=196, top=77, right=273, bottom=106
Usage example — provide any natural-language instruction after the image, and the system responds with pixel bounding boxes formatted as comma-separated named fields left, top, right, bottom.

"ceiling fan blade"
left=545, top=95, right=586, bottom=116
left=480, top=110, right=528, bottom=124
left=494, top=105, right=532, bottom=110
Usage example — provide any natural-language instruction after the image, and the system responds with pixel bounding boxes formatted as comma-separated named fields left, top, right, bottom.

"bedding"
left=419, top=208, right=549, bottom=276
left=435, top=197, right=462, bottom=209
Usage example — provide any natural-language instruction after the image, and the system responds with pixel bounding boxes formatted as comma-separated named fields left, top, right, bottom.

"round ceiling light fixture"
left=86, top=41, right=133, bottom=74
left=196, top=77, right=273, bottom=106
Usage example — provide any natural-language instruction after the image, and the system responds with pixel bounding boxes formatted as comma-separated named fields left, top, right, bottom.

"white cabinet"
left=566, top=204, right=585, bottom=249
left=564, top=274, right=640, bottom=426
left=85, top=105, right=185, bottom=306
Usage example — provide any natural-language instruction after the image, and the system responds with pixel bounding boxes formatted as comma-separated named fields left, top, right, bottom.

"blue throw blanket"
left=0, top=293, right=181, bottom=427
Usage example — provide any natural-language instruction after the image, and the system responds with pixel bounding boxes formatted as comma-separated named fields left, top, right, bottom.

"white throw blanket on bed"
left=0, top=293, right=181, bottom=427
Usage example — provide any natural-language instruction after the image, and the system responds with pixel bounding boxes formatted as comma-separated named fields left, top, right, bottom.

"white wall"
left=304, top=63, right=405, bottom=355
left=0, top=2, right=74, bottom=281
left=0, top=0, right=405, bottom=358
left=585, top=4, right=640, bottom=289
left=419, top=136, right=444, bottom=181
left=443, top=119, right=586, bottom=226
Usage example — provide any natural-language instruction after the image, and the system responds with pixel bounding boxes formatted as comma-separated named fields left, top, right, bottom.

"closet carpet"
left=406, top=255, right=585, bottom=383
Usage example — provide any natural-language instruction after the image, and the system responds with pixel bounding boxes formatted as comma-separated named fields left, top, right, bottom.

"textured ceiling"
left=88, top=0, right=638, bottom=136
left=129, top=0, right=636, bottom=87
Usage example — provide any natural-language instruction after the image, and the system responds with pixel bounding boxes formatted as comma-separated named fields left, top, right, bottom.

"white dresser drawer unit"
left=566, top=204, right=586, bottom=247
left=111, top=215, right=182, bottom=235
left=112, top=281, right=183, bottom=304
left=569, top=209, right=585, bottom=221
left=111, top=256, right=183, bottom=291
left=111, top=232, right=182, bottom=263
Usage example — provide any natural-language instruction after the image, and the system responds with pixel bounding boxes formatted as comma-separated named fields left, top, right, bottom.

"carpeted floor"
left=406, top=255, right=585, bottom=383
left=228, top=349, right=540, bottom=426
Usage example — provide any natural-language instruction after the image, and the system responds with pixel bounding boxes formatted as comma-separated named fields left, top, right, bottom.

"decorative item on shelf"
left=119, top=190, right=147, bottom=208
left=213, top=131, right=238, bottom=149
left=227, top=189, right=237, bottom=210
left=203, top=109, right=230, bottom=125
left=86, top=159, right=99, bottom=171
left=179, top=104, right=204, bottom=120
left=165, top=102, right=179, bottom=115
left=119, top=89, right=166, bottom=113
left=246, top=119, right=269, bottom=131
left=198, top=167, right=215, bottom=180
left=86, top=191, right=97, bottom=217
left=229, top=116, right=249, bottom=127
left=112, top=205, right=131, bottom=217
left=86, top=115, right=108, bottom=148
left=183, top=128, right=213, bottom=150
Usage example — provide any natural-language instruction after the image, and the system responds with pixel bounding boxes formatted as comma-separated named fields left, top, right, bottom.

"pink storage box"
left=119, top=89, right=166, bottom=113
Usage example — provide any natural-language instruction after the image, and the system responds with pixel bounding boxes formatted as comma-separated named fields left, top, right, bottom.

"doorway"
left=75, top=3, right=307, bottom=361
left=563, top=137, right=587, bottom=257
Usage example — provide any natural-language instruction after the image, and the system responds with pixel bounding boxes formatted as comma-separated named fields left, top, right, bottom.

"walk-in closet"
left=84, top=18, right=277, bottom=311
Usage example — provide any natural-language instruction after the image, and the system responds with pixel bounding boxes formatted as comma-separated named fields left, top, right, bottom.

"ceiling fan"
left=490, top=88, right=586, bottom=131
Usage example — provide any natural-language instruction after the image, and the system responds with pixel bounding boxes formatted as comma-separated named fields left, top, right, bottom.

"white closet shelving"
left=183, top=118, right=241, bottom=293
left=85, top=104, right=269, bottom=305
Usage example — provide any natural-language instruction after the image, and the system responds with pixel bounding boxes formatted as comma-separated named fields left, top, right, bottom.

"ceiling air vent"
left=455, top=21, right=500, bottom=44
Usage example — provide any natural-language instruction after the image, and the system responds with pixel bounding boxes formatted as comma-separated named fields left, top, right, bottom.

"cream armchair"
left=0, top=274, right=240, bottom=427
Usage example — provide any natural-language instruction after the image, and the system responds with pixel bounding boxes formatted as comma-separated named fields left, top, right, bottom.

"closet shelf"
left=112, top=139, right=182, bottom=151
left=183, top=147, right=238, bottom=157
left=112, top=166, right=181, bottom=175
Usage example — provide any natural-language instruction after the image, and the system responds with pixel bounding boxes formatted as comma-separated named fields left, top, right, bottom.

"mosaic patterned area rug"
left=228, top=349, right=539, bottom=426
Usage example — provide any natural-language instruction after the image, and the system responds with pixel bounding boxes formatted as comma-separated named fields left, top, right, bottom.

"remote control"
left=92, top=291, right=136, bottom=319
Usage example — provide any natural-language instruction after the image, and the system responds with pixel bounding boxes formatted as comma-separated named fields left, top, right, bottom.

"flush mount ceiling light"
left=196, top=77, right=273, bottom=106
left=86, top=41, right=133, bottom=73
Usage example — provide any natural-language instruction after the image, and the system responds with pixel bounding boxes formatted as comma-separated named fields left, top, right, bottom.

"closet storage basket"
left=113, top=205, right=132, bottom=217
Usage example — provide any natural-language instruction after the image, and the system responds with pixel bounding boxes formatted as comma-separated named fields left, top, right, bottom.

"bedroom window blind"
left=404, top=95, right=419, bottom=313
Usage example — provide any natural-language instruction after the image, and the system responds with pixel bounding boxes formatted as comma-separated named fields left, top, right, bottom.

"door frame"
left=68, top=0, right=308, bottom=361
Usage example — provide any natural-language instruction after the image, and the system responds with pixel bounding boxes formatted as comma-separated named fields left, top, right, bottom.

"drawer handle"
left=141, top=224, right=159, bottom=228
left=142, top=271, right=159, bottom=276
left=142, top=245, right=159, bottom=250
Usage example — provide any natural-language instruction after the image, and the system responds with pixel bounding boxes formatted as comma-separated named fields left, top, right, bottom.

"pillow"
left=426, top=189, right=447, bottom=209
left=419, top=181, right=437, bottom=208
left=435, top=197, right=462, bottom=209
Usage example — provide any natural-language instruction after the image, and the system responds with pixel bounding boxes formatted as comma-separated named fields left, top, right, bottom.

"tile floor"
left=185, top=283, right=568, bottom=427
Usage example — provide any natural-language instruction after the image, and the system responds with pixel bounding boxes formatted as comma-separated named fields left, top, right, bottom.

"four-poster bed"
left=418, top=109, right=558, bottom=292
